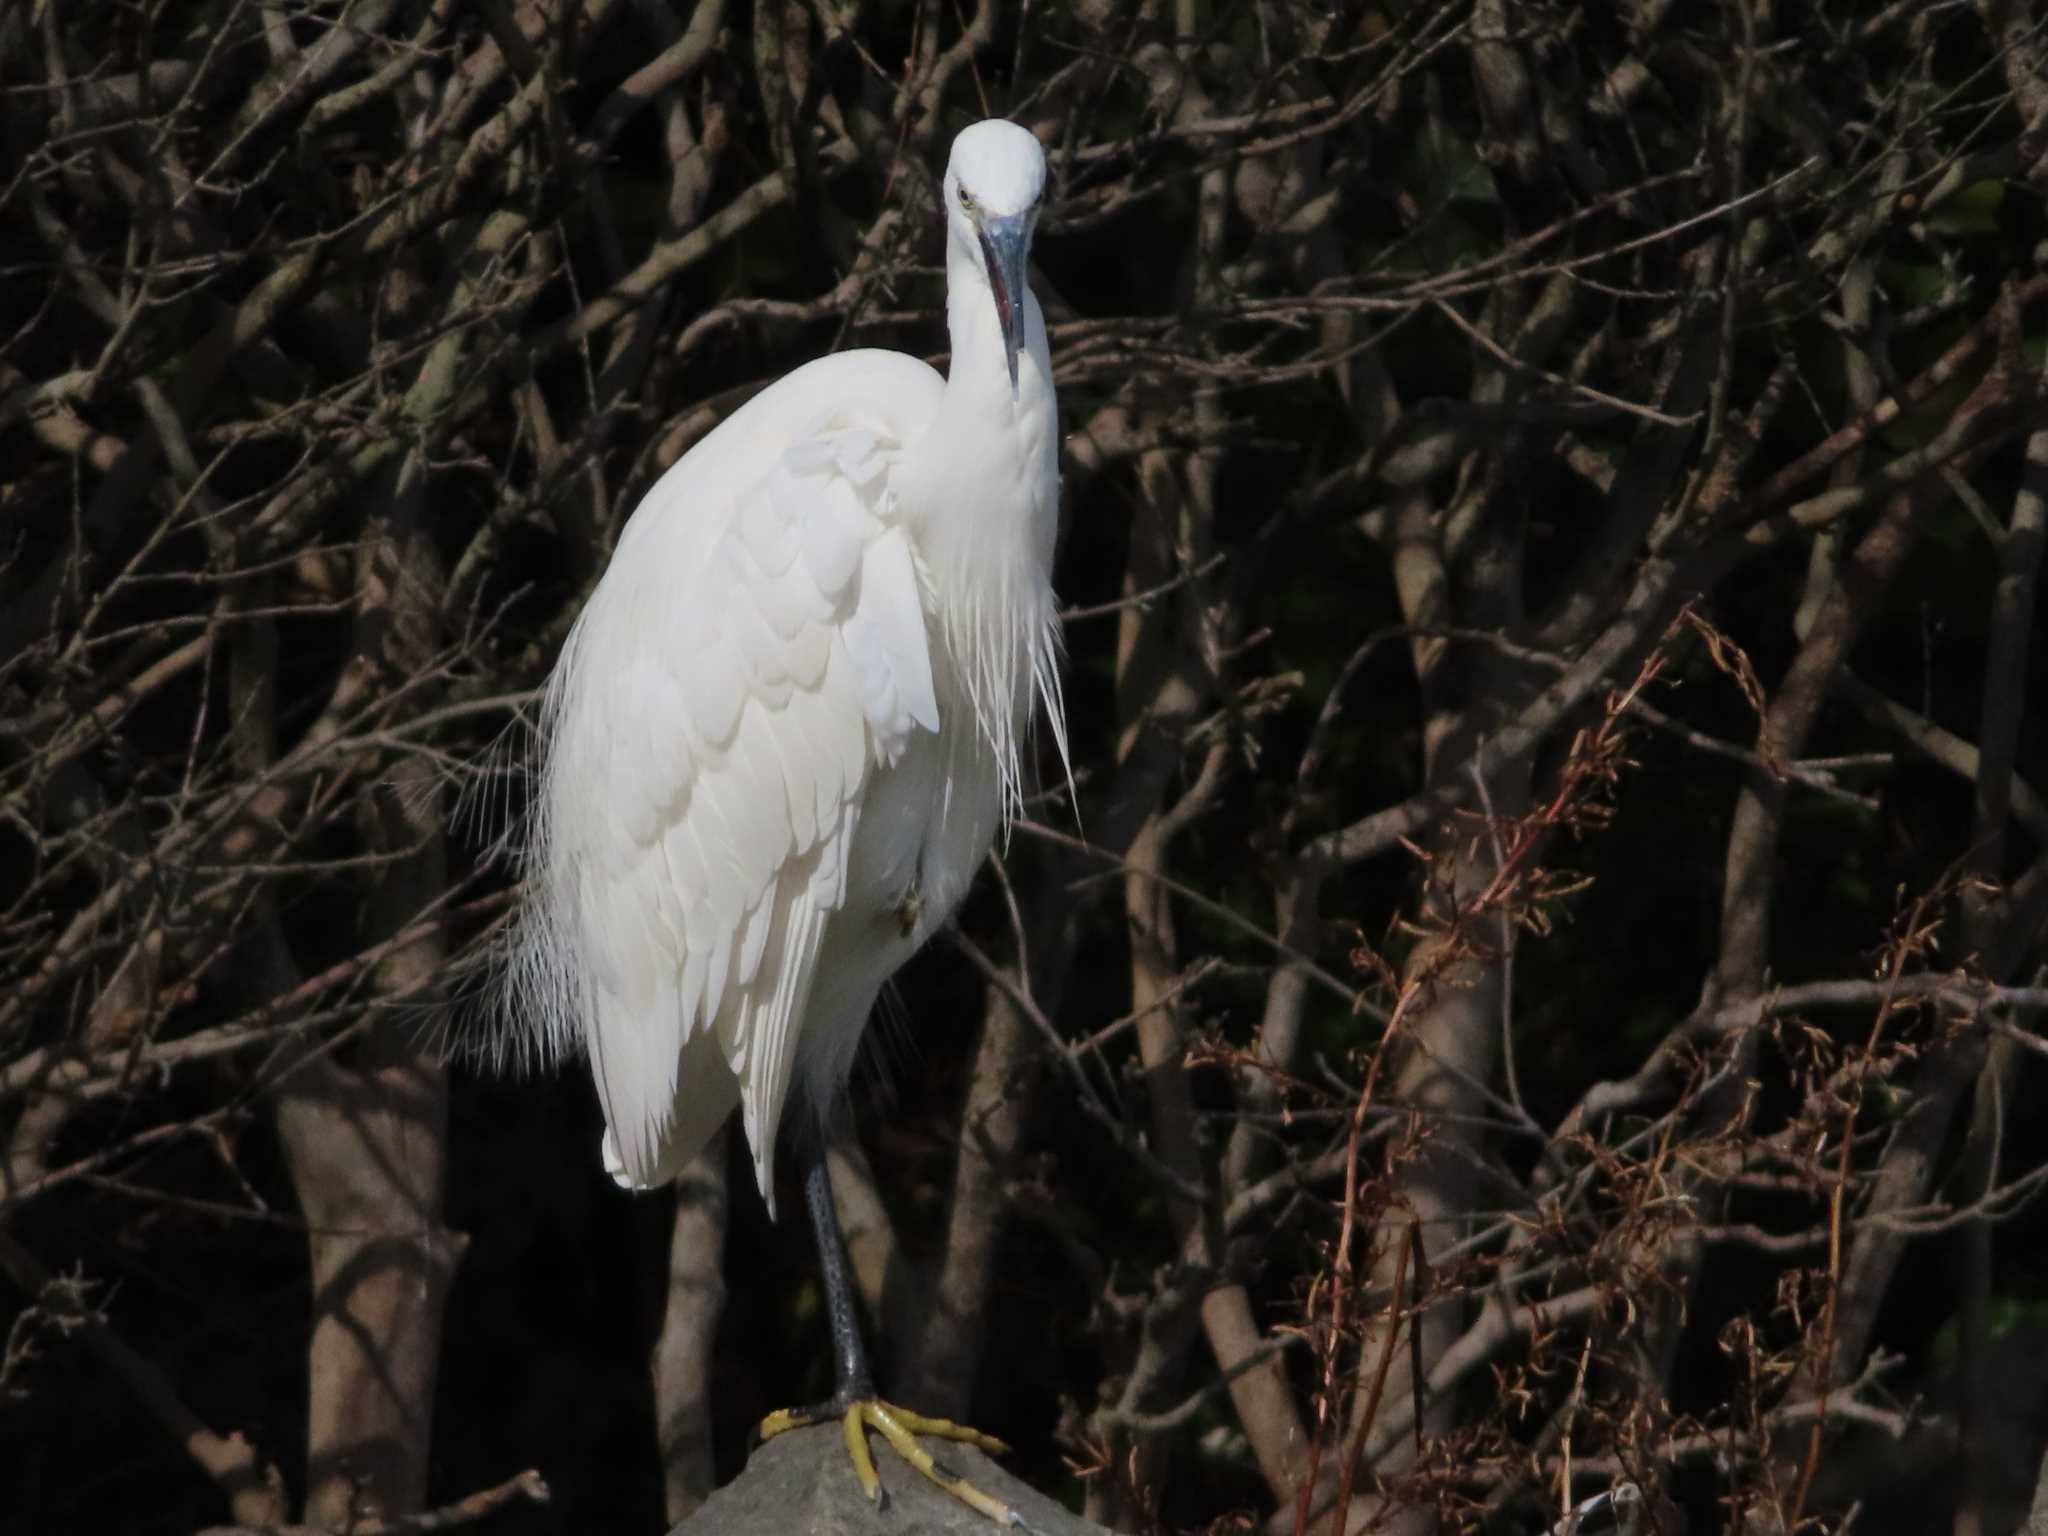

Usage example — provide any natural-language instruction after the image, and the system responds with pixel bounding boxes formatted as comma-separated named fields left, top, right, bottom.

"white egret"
left=500, top=119, right=1067, bottom=1523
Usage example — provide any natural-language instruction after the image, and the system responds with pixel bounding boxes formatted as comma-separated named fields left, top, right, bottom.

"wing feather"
left=726, top=868, right=830, bottom=1200
left=682, top=632, right=746, bottom=749
left=844, top=526, right=941, bottom=757
left=756, top=699, right=819, bottom=851
left=521, top=395, right=943, bottom=1203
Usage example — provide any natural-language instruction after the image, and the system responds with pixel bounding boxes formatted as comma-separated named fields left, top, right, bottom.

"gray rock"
left=669, top=1423, right=1113, bottom=1536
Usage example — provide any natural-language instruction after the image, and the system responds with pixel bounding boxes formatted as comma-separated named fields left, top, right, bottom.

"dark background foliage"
left=4, top=2, right=2048, bottom=1534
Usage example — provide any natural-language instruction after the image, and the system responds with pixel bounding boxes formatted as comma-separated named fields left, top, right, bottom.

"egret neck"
left=891, top=201, right=1062, bottom=825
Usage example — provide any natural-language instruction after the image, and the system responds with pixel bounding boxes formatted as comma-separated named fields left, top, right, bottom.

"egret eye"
left=958, top=186, right=979, bottom=215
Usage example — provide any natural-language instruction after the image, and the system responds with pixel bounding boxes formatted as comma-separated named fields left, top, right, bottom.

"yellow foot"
left=759, top=1398, right=1033, bottom=1528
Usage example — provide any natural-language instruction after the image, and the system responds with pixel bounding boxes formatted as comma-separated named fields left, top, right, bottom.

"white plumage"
left=502, top=120, right=1067, bottom=1210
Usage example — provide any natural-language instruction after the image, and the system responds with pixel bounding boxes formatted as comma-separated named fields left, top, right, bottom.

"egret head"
left=944, top=120, right=1047, bottom=397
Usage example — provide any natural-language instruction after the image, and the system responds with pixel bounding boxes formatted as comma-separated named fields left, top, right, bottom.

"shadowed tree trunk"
left=276, top=482, right=464, bottom=1528
left=656, top=1138, right=730, bottom=1525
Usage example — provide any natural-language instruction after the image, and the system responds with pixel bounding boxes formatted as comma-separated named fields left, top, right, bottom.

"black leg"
left=804, top=1151, right=876, bottom=1407
left=756, top=1152, right=1024, bottom=1527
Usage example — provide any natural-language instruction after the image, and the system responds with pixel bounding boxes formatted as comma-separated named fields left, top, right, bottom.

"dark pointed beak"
left=975, top=212, right=1033, bottom=400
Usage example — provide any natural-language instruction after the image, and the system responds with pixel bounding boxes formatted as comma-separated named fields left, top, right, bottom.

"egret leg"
left=756, top=1155, right=1035, bottom=1530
